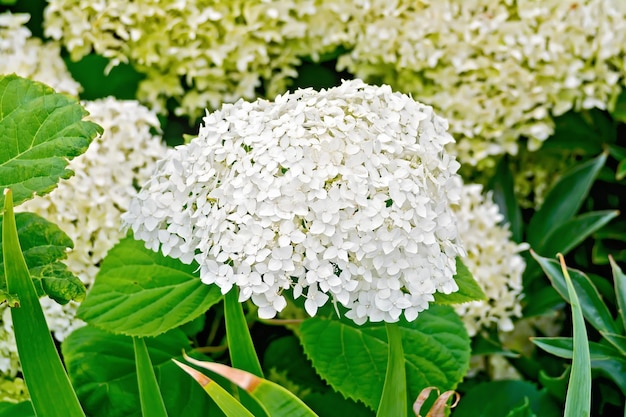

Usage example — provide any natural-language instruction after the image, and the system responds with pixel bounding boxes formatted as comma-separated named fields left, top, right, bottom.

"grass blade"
left=224, top=287, right=263, bottom=377
left=133, top=337, right=168, bottom=417
left=182, top=353, right=318, bottom=417
left=558, top=254, right=591, bottom=417
left=377, top=322, right=407, bottom=417
left=172, top=359, right=254, bottom=417
left=609, top=256, right=626, bottom=330
left=2, top=189, right=85, bottom=417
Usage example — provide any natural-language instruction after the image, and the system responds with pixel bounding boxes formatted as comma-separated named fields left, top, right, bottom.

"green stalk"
left=133, top=337, right=168, bottom=417
left=376, top=322, right=407, bottom=417
left=559, top=254, right=591, bottom=417
left=224, top=287, right=263, bottom=377
left=2, top=189, right=85, bottom=417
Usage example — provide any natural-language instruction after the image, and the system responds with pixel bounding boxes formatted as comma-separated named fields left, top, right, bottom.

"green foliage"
left=0, top=75, right=102, bottom=208
left=434, top=258, right=486, bottom=305
left=376, top=323, right=407, bottom=417
left=299, top=305, right=470, bottom=411
left=77, top=236, right=222, bottom=336
left=133, top=337, right=169, bottom=417
left=224, top=288, right=263, bottom=377
left=2, top=190, right=85, bottom=417
left=0, top=212, right=84, bottom=304
left=62, top=325, right=218, bottom=417
left=0, top=401, right=34, bottom=417
left=453, top=381, right=559, bottom=417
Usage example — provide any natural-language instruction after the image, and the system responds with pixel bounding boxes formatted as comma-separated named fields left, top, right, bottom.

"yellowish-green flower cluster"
left=43, top=0, right=350, bottom=118
left=453, top=184, right=527, bottom=337
left=338, top=0, right=626, bottom=166
left=0, top=12, right=81, bottom=95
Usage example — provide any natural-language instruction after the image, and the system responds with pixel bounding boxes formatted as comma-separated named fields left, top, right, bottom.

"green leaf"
left=173, top=360, right=255, bottom=417
left=559, top=255, right=591, bottom=417
left=62, top=325, right=219, bottom=417
left=539, top=367, right=570, bottom=402
left=527, top=153, right=606, bottom=248
left=134, top=338, right=169, bottom=417
left=0, top=212, right=84, bottom=304
left=299, top=305, right=470, bottom=411
left=224, top=288, right=263, bottom=377
left=453, top=381, right=560, bottom=417
left=0, top=74, right=102, bottom=207
left=611, top=89, right=626, bottom=123
left=376, top=323, right=407, bottom=417
left=487, top=156, right=523, bottom=242
left=263, top=336, right=372, bottom=417
left=609, top=256, right=626, bottom=330
left=599, top=332, right=626, bottom=357
left=538, top=210, right=618, bottom=257
left=504, top=398, right=537, bottom=417
left=0, top=401, right=35, bottom=417
left=434, top=258, right=486, bottom=305
left=532, top=253, right=617, bottom=335
left=532, top=337, right=626, bottom=394
left=182, top=356, right=319, bottom=417
left=2, top=189, right=85, bottom=417
left=77, top=236, right=222, bottom=336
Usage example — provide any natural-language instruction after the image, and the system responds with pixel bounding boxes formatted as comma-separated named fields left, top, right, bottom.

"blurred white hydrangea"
left=0, top=12, right=80, bottom=96
left=43, top=0, right=351, bottom=118
left=338, top=0, right=626, bottom=166
left=123, top=79, right=465, bottom=324
left=453, top=184, right=527, bottom=337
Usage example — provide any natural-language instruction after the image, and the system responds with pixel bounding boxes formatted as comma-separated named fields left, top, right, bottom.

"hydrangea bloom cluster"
left=0, top=12, right=81, bottom=96
left=43, top=0, right=350, bottom=118
left=453, top=185, right=527, bottom=337
left=123, top=80, right=465, bottom=324
left=338, top=0, right=626, bottom=166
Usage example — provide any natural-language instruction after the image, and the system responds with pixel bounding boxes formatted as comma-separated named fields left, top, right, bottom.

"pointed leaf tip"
left=172, top=359, right=211, bottom=388
left=181, top=352, right=260, bottom=392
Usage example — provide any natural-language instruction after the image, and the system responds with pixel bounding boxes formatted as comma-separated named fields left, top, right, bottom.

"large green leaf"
left=532, top=253, right=617, bottom=335
left=299, top=305, right=470, bottom=411
left=0, top=212, right=84, bottom=304
left=62, top=325, right=220, bottom=417
left=2, top=189, right=85, bottom=417
left=0, top=74, right=102, bottom=207
left=434, top=258, right=486, bottom=305
left=526, top=153, right=606, bottom=248
left=77, top=236, right=222, bottom=336
left=453, top=381, right=560, bottom=417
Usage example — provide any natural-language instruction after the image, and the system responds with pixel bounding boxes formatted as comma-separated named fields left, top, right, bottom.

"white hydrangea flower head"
left=20, top=98, right=168, bottom=287
left=0, top=12, right=80, bottom=96
left=453, top=184, right=528, bottom=337
left=123, top=79, right=465, bottom=325
left=43, top=0, right=350, bottom=118
left=338, top=0, right=626, bottom=166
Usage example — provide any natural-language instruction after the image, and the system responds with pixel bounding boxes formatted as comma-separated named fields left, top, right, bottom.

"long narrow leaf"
left=377, top=322, right=407, bottom=417
left=182, top=353, right=318, bottom=417
left=172, top=359, right=254, bottom=417
left=224, top=287, right=263, bottom=377
left=133, top=337, right=168, bottom=417
left=532, top=252, right=617, bottom=334
left=2, top=189, right=85, bottom=417
left=527, top=153, right=606, bottom=247
left=487, top=156, right=523, bottom=243
left=559, top=254, right=591, bottom=417
left=610, top=256, right=626, bottom=330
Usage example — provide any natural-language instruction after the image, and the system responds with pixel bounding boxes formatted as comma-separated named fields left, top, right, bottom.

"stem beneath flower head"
left=377, top=322, right=407, bottom=417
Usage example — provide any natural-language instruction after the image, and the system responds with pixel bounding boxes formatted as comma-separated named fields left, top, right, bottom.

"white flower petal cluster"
left=21, top=97, right=169, bottom=287
left=123, top=79, right=465, bottom=324
left=453, top=184, right=528, bottom=337
left=338, top=0, right=626, bottom=166
left=43, top=0, right=350, bottom=118
left=0, top=12, right=80, bottom=96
